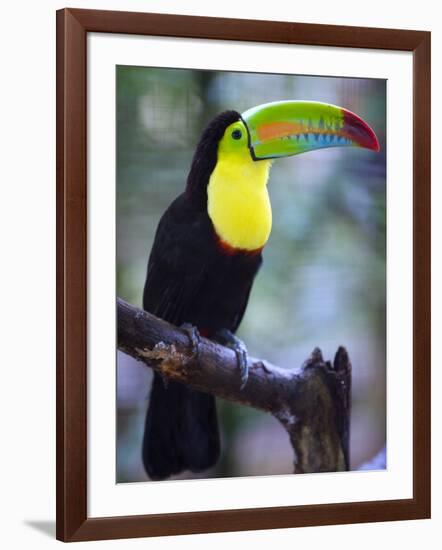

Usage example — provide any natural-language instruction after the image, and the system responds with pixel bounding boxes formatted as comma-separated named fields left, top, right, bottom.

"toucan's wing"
left=141, top=194, right=220, bottom=480
left=142, top=193, right=209, bottom=327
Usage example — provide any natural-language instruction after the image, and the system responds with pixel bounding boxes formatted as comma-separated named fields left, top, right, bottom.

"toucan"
left=141, top=100, right=379, bottom=480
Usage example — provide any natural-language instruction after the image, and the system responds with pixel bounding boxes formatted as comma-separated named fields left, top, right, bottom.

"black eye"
left=231, top=129, right=242, bottom=140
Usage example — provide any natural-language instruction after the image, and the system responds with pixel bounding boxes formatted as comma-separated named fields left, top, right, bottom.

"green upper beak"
left=241, top=100, right=380, bottom=160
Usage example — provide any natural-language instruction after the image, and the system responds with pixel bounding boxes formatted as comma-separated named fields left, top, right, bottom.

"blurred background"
left=116, top=66, right=386, bottom=483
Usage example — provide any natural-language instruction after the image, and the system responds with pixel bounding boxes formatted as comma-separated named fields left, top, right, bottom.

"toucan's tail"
left=142, top=373, right=220, bottom=480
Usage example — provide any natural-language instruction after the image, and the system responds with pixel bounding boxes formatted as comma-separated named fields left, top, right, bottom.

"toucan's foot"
left=180, top=323, right=201, bottom=359
left=214, top=329, right=249, bottom=389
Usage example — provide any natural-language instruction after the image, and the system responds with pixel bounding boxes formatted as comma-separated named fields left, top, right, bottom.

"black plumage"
left=142, top=111, right=263, bottom=480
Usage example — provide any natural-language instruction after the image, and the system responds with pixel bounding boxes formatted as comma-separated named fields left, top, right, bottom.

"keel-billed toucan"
left=142, top=100, right=379, bottom=480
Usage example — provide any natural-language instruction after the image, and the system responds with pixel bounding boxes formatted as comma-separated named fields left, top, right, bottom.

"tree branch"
left=117, top=297, right=352, bottom=474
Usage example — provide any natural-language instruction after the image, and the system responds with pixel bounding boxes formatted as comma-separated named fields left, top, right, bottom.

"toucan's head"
left=187, top=100, right=380, bottom=252
left=223, top=100, right=380, bottom=161
left=187, top=100, right=379, bottom=201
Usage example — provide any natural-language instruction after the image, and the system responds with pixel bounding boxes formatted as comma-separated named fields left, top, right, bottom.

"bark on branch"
left=117, top=297, right=352, bottom=474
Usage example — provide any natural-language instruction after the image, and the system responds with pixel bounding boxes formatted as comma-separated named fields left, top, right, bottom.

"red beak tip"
left=366, top=127, right=381, bottom=152
left=342, top=108, right=380, bottom=153
left=370, top=138, right=381, bottom=152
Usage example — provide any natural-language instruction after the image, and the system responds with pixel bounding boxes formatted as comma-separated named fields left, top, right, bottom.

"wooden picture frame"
left=56, top=7, right=431, bottom=542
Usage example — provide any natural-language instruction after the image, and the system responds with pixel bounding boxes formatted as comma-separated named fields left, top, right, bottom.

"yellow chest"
left=207, top=156, right=272, bottom=251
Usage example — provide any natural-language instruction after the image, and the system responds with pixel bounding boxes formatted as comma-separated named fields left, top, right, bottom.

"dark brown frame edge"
left=56, top=7, right=431, bottom=542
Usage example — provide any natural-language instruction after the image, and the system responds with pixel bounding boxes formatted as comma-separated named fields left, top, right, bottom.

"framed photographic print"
left=56, top=8, right=431, bottom=542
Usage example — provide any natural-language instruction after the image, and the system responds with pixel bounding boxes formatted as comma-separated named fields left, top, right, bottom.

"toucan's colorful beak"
left=241, top=100, right=380, bottom=160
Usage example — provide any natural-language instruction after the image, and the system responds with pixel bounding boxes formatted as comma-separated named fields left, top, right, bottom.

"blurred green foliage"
left=116, top=66, right=386, bottom=482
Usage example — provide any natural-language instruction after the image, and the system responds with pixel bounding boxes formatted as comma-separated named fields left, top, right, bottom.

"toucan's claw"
left=236, top=347, right=249, bottom=390
left=214, top=329, right=249, bottom=389
left=181, top=323, right=201, bottom=359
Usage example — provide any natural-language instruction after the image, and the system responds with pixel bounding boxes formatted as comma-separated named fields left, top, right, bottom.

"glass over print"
left=116, top=65, right=386, bottom=483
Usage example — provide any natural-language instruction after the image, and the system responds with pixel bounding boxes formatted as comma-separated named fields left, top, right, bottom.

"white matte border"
left=88, top=33, right=413, bottom=518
